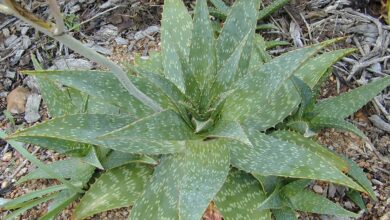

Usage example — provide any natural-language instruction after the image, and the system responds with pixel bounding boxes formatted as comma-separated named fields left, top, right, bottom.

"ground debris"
left=24, top=93, right=41, bottom=123
left=6, top=87, right=30, bottom=114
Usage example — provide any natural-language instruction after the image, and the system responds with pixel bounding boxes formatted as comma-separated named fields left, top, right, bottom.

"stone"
left=0, top=92, right=8, bottom=98
left=22, top=36, right=31, bottom=49
left=134, top=25, right=160, bottom=41
left=328, top=183, right=337, bottom=198
left=5, top=70, right=15, bottom=79
left=89, top=44, right=113, bottom=55
left=49, top=58, right=93, bottom=70
left=11, top=49, right=25, bottom=65
left=3, top=78, right=12, bottom=90
left=17, top=167, right=28, bottom=177
left=24, top=93, right=42, bottom=123
left=2, top=28, right=10, bottom=37
left=24, top=76, right=40, bottom=93
left=20, top=26, right=29, bottom=35
left=2, top=152, right=12, bottom=161
left=95, top=25, right=118, bottom=41
left=115, top=36, right=129, bottom=45
left=1, top=180, right=9, bottom=189
left=4, top=35, right=18, bottom=47
left=70, top=4, right=81, bottom=14
left=7, top=87, right=30, bottom=114
left=313, top=185, right=324, bottom=194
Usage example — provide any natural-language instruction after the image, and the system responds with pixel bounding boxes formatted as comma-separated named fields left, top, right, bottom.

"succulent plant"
left=1, top=0, right=389, bottom=219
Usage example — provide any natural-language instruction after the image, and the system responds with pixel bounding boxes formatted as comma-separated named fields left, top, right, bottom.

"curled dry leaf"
left=6, top=87, right=30, bottom=114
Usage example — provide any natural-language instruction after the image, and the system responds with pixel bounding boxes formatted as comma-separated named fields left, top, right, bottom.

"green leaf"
left=192, top=117, right=214, bottom=133
left=260, top=179, right=357, bottom=217
left=133, top=52, right=163, bottom=75
left=1, top=133, right=82, bottom=193
left=209, top=0, right=229, bottom=15
left=23, top=70, right=171, bottom=117
left=79, top=146, right=106, bottom=169
left=265, top=40, right=290, bottom=49
left=346, top=190, right=367, bottom=212
left=310, top=117, right=367, bottom=139
left=102, top=150, right=157, bottom=170
left=1, top=185, right=67, bottom=210
left=98, top=110, right=195, bottom=154
left=18, top=158, right=95, bottom=186
left=34, top=77, right=78, bottom=117
left=67, top=87, right=120, bottom=114
left=216, top=0, right=260, bottom=81
left=39, top=190, right=79, bottom=220
left=224, top=39, right=341, bottom=123
left=205, top=89, right=235, bottom=120
left=345, top=158, right=376, bottom=200
left=229, top=128, right=365, bottom=192
left=225, top=80, right=300, bottom=131
left=285, top=120, right=316, bottom=137
left=207, top=120, right=252, bottom=146
left=189, top=0, right=216, bottom=99
left=212, top=33, right=250, bottom=95
left=128, top=66, right=189, bottom=124
left=214, top=169, right=272, bottom=220
left=8, top=114, right=136, bottom=153
left=283, top=189, right=358, bottom=217
left=258, top=0, right=290, bottom=20
left=161, top=0, right=192, bottom=91
left=312, top=76, right=390, bottom=119
left=257, top=186, right=284, bottom=210
left=209, top=8, right=228, bottom=20
left=130, top=139, right=230, bottom=220
left=130, top=66, right=187, bottom=106
left=271, top=130, right=349, bottom=172
left=73, top=164, right=152, bottom=220
left=252, top=174, right=282, bottom=194
left=258, top=179, right=311, bottom=211
left=31, top=54, right=78, bottom=117
left=272, top=208, right=297, bottom=220
left=294, top=49, right=355, bottom=89
left=3, top=193, right=58, bottom=220
left=291, top=76, right=314, bottom=119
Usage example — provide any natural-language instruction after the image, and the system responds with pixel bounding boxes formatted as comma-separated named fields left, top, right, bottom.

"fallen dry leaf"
left=7, top=87, right=30, bottom=114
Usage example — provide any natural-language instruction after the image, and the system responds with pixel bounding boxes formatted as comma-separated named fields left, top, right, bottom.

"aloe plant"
left=1, top=0, right=389, bottom=219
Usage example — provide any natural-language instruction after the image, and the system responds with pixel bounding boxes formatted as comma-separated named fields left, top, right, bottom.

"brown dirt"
left=1, top=0, right=389, bottom=220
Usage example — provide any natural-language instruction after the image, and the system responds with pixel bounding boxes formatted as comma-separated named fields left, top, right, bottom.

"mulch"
left=0, top=0, right=389, bottom=219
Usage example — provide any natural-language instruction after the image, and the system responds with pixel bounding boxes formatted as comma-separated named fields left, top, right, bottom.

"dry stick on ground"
left=68, top=5, right=121, bottom=32
left=7, top=146, right=40, bottom=181
left=0, top=0, right=162, bottom=112
left=344, top=8, right=384, bottom=53
left=348, top=55, right=390, bottom=80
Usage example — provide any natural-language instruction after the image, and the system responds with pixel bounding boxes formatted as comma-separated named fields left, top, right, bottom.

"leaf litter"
left=0, top=0, right=389, bottom=219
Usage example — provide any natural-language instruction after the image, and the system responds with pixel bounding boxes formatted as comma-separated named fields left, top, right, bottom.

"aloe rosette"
left=1, top=0, right=389, bottom=219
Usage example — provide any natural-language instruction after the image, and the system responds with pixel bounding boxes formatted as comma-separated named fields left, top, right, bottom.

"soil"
left=0, top=0, right=389, bottom=219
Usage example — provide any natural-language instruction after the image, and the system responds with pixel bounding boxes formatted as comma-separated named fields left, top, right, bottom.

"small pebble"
left=2, top=28, right=10, bottom=37
left=344, top=201, right=353, bottom=209
left=328, top=183, right=337, bottom=198
left=1, top=180, right=9, bottom=189
left=3, top=78, right=12, bottom=90
left=115, top=36, right=129, bottom=45
left=372, top=179, right=384, bottom=186
left=313, top=185, right=324, bottom=194
left=20, top=26, right=29, bottom=35
left=2, top=152, right=13, bottom=161
left=17, top=167, right=28, bottom=177
left=5, top=70, right=15, bottom=79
